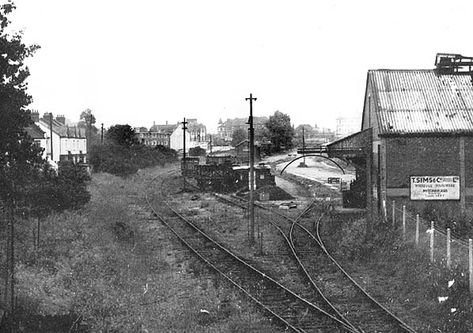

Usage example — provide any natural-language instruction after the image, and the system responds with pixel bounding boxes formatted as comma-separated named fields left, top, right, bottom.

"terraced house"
left=32, top=111, right=87, bottom=168
left=136, top=119, right=208, bottom=152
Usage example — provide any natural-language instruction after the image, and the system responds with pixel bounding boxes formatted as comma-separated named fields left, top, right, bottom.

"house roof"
left=38, top=119, right=86, bottom=138
left=219, top=117, right=268, bottom=128
left=368, top=69, right=473, bottom=135
left=150, top=124, right=179, bottom=134
left=25, top=123, right=45, bottom=139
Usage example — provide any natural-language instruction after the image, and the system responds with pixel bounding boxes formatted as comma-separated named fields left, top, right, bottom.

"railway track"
left=215, top=193, right=417, bottom=333
left=289, top=211, right=417, bottom=333
left=146, top=172, right=356, bottom=332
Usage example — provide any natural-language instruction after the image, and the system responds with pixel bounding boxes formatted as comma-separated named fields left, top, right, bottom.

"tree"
left=265, top=111, right=294, bottom=152
left=294, top=124, right=314, bottom=147
left=106, top=124, right=138, bottom=147
left=189, top=146, right=206, bottom=156
left=79, top=108, right=100, bottom=147
left=231, top=128, right=247, bottom=147
left=0, top=1, right=44, bottom=321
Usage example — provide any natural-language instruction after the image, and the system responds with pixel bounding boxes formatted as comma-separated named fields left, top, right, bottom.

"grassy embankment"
left=7, top=164, right=278, bottom=332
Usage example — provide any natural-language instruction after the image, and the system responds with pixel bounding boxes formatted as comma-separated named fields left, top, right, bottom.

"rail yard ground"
left=4, top=158, right=473, bottom=332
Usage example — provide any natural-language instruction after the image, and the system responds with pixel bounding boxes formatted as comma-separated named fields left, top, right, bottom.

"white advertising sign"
left=410, top=176, right=460, bottom=200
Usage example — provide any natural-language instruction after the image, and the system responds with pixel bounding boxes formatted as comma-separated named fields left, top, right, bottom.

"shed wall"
left=385, top=137, right=460, bottom=188
left=383, top=136, right=473, bottom=212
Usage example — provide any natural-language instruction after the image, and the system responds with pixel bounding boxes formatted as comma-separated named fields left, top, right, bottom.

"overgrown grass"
left=7, top=165, right=279, bottom=332
left=326, top=215, right=473, bottom=332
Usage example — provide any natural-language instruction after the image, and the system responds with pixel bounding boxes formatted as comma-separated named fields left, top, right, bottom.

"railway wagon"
left=181, top=157, right=276, bottom=192
left=194, top=162, right=236, bottom=192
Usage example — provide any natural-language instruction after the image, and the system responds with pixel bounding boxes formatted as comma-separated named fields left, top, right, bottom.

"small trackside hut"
left=326, top=53, right=473, bottom=224
left=181, top=156, right=275, bottom=192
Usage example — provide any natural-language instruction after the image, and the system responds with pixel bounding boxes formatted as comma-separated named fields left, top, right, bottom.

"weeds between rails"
left=216, top=193, right=418, bottom=333
left=145, top=172, right=356, bottom=333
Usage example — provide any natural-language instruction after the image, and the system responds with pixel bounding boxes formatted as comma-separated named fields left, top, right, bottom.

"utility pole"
left=246, top=93, right=257, bottom=245
left=182, top=118, right=188, bottom=191
left=302, top=126, right=306, bottom=164
left=86, top=118, right=91, bottom=163
left=301, top=126, right=307, bottom=166
left=49, top=113, right=53, bottom=163
left=101, top=123, right=104, bottom=144
left=209, top=135, right=213, bottom=155
left=9, top=203, right=14, bottom=319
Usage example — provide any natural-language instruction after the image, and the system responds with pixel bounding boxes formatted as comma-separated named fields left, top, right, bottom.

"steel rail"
left=146, top=173, right=355, bottom=333
left=214, top=194, right=360, bottom=333
left=224, top=195, right=417, bottom=333
left=292, top=208, right=418, bottom=333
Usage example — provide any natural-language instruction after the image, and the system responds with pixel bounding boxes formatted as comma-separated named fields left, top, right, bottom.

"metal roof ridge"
left=368, top=69, right=435, bottom=72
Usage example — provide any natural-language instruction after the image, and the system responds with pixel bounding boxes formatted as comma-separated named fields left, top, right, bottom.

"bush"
left=189, top=146, right=206, bottom=156
left=422, top=203, right=473, bottom=238
left=89, top=143, right=178, bottom=176
left=27, top=161, right=91, bottom=216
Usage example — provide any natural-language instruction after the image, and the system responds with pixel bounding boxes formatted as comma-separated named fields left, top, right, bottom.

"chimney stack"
left=43, top=112, right=53, bottom=122
left=30, top=110, right=40, bottom=123
left=56, top=114, right=66, bottom=125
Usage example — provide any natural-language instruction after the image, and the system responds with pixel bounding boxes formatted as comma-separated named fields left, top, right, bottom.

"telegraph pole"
left=209, top=134, right=213, bottom=155
left=302, top=126, right=306, bottom=165
left=9, top=203, right=14, bottom=320
left=246, top=93, right=257, bottom=244
left=49, top=113, right=53, bottom=162
left=298, top=126, right=307, bottom=168
left=182, top=118, right=188, bottom=191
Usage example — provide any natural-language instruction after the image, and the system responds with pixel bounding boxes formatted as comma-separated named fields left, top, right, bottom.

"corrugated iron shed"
left=370, top=69, right=473, bottom=135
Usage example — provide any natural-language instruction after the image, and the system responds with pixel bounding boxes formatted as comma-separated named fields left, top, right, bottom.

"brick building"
left=217, top=117, right=268, bottom=142
left=323, top=54, right=473, bottom=220
left=136, top=119, right=208, bottom=152
left=135, top=125, right=173, bottom=147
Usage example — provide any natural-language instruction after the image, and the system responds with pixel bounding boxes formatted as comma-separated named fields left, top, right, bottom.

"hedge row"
left=89, top=144, right=178, bottom=176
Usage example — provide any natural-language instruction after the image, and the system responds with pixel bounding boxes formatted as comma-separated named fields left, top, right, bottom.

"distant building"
left=33, top=111, right=87, bottom=167
left=335, top=117, right=361, bottom=138
left=135, top=124, right=173, bottom=147
left=234, top=139, right=262, bottom=164
left=25, top=122, right=47, bottom=160
left=137, top=119, right=208, bottom=152
left=217, top=117, right=268, bottom=142
left=312, top=124, right=336, bottom=144
left=170, top=119, right=208, bottom=152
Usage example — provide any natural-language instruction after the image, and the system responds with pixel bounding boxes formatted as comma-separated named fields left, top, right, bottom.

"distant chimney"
left=56, top=114, right=66, bottom=125
left=43, top=112, right=54, bottom=124
left=30, top=110, right=40, bottom=122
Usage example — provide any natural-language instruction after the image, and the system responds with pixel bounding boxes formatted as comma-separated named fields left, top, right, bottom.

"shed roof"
left=369, top=70, right=473, bottom=135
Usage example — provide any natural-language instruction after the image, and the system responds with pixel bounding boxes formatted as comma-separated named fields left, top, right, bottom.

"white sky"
left=9, top=0, right=473, bottom=132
